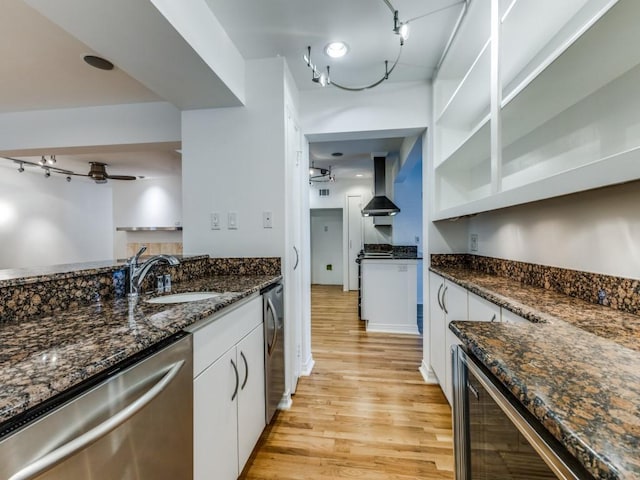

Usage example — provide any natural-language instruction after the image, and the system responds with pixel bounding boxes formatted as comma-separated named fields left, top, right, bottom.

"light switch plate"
left=263, top=211, right=273, bottom=229
left=210, top=212, right=220, bottom=230
left=228, top=212, right=238, bottom=230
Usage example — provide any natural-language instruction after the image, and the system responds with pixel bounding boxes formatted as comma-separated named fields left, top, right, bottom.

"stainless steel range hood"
left=362, top=156, right=400, bottom=217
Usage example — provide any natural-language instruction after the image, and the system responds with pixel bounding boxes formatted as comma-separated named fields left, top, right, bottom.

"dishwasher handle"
left=9, top=360, right=185, bottom=480
left=266, top=298, right=278, bottom=356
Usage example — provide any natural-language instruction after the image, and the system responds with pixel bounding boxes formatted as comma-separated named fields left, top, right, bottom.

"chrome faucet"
left=127, top=246, right=180, bottom=298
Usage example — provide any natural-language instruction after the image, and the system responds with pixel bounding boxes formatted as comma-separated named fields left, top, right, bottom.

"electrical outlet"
left=598, top=289, right=607, bottom=304
left=210, top=212, right=220, bottom=230
left=228, top=212, right=238, bottom=230
left=470, top=233, right=478, bottom=252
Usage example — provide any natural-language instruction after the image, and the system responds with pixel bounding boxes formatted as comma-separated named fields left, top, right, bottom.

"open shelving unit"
left=431, top=0, right=640, bottom=221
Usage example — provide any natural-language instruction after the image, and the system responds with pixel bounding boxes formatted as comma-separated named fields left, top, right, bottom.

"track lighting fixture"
left=304, top=1, right=463, bottom=91
left=309, top=162, right=335, bottom=183
left=303, top=0, right=406, bottom=91
left=1, top=156, right=137, bottom=184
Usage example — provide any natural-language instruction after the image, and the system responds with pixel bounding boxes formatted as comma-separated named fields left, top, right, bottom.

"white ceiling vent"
left=319, top=188, right=330, bottom=197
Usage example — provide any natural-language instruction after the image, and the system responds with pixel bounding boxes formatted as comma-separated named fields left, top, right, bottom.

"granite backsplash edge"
left=431, top=253, right=640, bottom=316
left=0, top=256, right=281, bottom=323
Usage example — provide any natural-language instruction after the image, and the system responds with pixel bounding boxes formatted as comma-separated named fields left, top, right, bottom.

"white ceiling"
left=205, top=0, right=464, bottom=89
left=310, top=137, right=405, bottom=180
left=1, top=0, right=460, bottom=178
left=0, top=0, right=161, bottom=113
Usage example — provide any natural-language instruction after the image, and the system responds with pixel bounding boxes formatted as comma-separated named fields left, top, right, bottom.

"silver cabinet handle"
left=231, top=358, right=239, bottom=401
left=437, top=283, right=444, bottom=311
left=9, top=360, right=185, bottom=480
left=293, top=246, right=299, bottom=270
left=240, top=351, right=249, bottom=390
left=267, top=298, right=278, bottom=356
left=442, top=286, right=449, bottom=315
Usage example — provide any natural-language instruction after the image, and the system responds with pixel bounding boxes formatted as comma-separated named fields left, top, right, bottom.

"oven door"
left=452, top=346, right=588, bottom=480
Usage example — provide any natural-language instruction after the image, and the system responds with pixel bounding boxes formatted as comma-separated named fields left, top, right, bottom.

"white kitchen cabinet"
left=468, top=292, right=501, bottom=323
left=432, top=0, right=640, bottom=220
left=236, top=325, right=266, bottom=470
left=429, top=272, right=468, bottom=404
left=501, top=308, right=529, bottom=324
left=361, top=260, right=419, bottom=334
left=192, top=296, right=265, bottom=480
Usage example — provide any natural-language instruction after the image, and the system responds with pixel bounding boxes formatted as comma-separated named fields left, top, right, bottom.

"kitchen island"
left=358, top=245, right=422, bottom=334
left=433, top=261, right=640, bottom=479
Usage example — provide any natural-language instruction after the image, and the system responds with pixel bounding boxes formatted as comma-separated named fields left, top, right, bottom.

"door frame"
left=343, top=194, right=362, bottom=291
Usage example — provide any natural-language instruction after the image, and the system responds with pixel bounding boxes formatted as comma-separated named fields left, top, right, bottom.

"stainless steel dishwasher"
left=262, top=281, right=285, bottom=424
left=0, top=332, right=193, bottom=480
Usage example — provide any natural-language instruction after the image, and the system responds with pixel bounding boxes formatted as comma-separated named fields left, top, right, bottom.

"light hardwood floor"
left=241, top=285, right=454, bottom=479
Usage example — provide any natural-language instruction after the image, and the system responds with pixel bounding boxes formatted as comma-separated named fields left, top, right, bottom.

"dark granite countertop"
left=0, top=273, right=280, bottom=428
left=432, top=265, right=640, bottom=479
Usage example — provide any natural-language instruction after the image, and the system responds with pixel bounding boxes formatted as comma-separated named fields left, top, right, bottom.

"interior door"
left=346, top=195, right=362, bottom=291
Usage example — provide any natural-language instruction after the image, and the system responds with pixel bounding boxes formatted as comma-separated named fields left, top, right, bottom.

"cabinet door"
left=443, top=281, right=468, bottom=405
left=429, top=273, right=447, bottom=388
left=468, top=292, right=500, bottom=323
left=501, top=308, right=528, bottom=324
left=194, top=348, right=239, bottom=480
left=237, top=325, right=266, bottom=472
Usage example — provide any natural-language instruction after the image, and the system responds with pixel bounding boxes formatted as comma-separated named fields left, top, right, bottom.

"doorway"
left=310, top=208, right=343, bottom=285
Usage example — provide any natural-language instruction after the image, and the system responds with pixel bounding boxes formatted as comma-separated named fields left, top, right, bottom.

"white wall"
left=0, top=165, right=113, bottom=268
left=0, top=102, right=180, bottom=153
left=301, top=81, right=431, bottom=137
left=112, top=174, right=183, bottom=258
left=468, top=181, right=640, bottom=279
left=309, top=178, right=391, bottom=244
left=310, top=209, right=343, bottom=285
left=182, top=58, right=286, bottom=257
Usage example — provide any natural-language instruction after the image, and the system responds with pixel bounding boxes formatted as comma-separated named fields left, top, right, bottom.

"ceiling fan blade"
left=106, top=174, right=137, bottom=181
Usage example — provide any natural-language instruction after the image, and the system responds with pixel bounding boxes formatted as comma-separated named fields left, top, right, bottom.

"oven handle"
left=463, top=355, right=582, bottom=480
left=9, top=360, right=185, bottom=480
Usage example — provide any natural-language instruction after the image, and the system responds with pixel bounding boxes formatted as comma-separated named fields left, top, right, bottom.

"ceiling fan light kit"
left=1, top=156, right=137, bottom=184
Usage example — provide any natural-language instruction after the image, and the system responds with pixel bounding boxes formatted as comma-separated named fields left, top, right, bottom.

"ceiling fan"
left=82, top=162, right=137, bottom=184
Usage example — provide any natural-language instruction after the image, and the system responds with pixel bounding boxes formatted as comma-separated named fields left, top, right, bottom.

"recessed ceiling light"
left=331, top=152, right=343, bottom=157
left=356, top=174, right=363, bottom=177
left=325, top=42, right=349, bottom=59
left=83, top=55, right=114, bottom=71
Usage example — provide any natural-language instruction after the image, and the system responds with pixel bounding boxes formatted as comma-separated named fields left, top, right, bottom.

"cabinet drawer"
left=192, top=296, right=262, bottom=378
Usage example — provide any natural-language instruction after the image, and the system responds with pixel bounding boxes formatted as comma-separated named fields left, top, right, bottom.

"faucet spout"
left=127, top=250, right=180, bottom=298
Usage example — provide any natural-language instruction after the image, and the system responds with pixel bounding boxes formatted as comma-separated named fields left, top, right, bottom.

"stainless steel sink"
left=145, top=292, right=222, bottom=304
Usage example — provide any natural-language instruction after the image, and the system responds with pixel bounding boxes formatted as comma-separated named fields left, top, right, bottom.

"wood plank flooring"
left=241, top=285, right=454, bottom=479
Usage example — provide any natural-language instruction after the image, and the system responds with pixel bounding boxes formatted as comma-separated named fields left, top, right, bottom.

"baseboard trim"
left=366, top=323, right=420, bottom=335
left=419, top=360, right=438, bottom=384
left=278, top=390, right=293, bottom=410
left=300, top=355, right=315, bottom=376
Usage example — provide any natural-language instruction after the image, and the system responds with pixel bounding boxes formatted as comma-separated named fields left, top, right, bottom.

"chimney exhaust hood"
left=362, top=156, right=400, bottom=217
